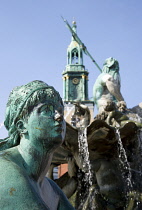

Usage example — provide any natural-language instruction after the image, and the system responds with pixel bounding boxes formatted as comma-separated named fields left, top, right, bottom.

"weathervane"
left=61, top=16, right=102, bottom=72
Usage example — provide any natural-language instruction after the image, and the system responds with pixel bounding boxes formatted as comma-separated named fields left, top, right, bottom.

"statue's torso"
left=0, top=154, right=69, bottom=210
left=93, top=73, right=118, bottom=112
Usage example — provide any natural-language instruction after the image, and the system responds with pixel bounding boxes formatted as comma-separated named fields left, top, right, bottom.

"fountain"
left=51, top=107, right=142, bottom=209
left=0, top=17, right=141, bottom=210
left=0, top=68, right=141, bottom=210
left=0, top=70, right=141, bottom=209
left=49, top=18, right=142, bottom=209
left=50, top=56, right=142, bottom=209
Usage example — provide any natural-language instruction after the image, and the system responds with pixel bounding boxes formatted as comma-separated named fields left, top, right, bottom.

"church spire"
left=67, top=21, right=83, bottom=66
left=62, top=20, right=89, bottom=102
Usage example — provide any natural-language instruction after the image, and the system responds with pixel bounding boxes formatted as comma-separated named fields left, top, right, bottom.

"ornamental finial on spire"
left=72, top=18, right=77, bottom=33
left=72, top=17, right=76, bottom=25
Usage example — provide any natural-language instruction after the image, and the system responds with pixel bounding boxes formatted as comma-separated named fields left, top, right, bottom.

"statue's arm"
left=105, top=76, right=124, bottom=101
left=101, top=74, right=124, bottom=101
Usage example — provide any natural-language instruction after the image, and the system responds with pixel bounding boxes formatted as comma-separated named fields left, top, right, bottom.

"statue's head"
left=102, top=57, right=119, bottom=79
left=3, top=80, right=65, bottom=150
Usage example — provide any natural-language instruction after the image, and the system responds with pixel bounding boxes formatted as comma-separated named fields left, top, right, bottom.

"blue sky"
left=0, top=0, right=142, bottom=137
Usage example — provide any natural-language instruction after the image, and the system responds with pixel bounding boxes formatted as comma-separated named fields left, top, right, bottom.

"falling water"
left=71, top=103, right=95, bottom=209
left=77, top=127, right=97, bottom=210
left=116, top=129, right=133, bottom=192
left=70, top=104, right=92, bottom=183
left=126, top=129, right=142, bottom=209
left=130, top=129, right=142, bottom=189
left=78, top=128, right=92, bottom=186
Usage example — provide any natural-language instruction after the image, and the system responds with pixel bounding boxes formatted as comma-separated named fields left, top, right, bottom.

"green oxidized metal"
left=62, top=21, right=89, bottom=102
left=0, top=80, right=74, bottom=209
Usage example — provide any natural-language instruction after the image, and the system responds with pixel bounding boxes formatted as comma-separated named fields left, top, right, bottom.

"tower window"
left=71, top=50, right=78, bottom=64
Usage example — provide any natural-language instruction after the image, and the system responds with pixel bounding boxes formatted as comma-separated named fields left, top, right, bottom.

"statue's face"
left=24, top=100, right=66, bottom=150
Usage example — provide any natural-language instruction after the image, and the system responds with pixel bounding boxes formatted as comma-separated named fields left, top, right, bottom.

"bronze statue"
left=0, top=80, right=74, bottom=209
left=71, top=102, right=91, bottom=128
left=93, top=57, right=125, bottom=113
left=104, top=100, right=142, bottom=128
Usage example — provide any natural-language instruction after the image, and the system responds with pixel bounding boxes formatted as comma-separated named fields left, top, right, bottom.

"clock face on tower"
left=69, top=77, right=82, bottom=100
left=72, top=78, right=79, bottom=85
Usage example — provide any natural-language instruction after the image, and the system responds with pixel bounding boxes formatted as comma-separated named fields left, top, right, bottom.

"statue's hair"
left=0, top=80, right=63, bottom=150
left=19, top=89, right=63, bottom=122
left=102, top=57, right=120, bottom=81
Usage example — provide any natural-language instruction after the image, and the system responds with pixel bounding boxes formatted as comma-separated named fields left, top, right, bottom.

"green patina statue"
left=105, top=100, right=142, bottom=128
left=0, top=80, right=74, bottom=210
left=93, top=57, right=125, bottom=113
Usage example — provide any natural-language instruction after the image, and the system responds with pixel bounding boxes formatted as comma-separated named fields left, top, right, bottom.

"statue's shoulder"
left=0, top=153, right=21, bottom=173
left=0, top=154, right=30, bottom=191
left=0, top=155, right=48, bottom=209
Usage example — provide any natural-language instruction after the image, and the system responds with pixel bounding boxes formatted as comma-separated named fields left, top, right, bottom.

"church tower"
left=62, top=21, right=89, bottom=102
left=59, top=21, right=94, bottom=177
left=62, top=21, right=94, bottom=125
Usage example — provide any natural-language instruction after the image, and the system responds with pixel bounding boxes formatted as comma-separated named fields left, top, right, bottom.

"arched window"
left=71, top=49, right=78, bottom=64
